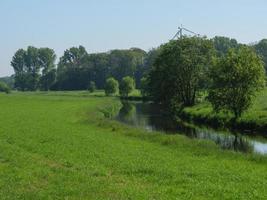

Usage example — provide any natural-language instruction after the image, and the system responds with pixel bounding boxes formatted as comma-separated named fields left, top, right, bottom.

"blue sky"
left=1, top=0, right=267, bottom=76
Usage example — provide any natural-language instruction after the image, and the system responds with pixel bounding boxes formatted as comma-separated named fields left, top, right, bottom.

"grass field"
left=182, top=89, right=267, bottom=132
left=0, top=92, right=267, bottom=199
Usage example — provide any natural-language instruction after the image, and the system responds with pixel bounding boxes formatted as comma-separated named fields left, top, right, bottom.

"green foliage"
left=105, top=77, right=119, bottom=96
left=38, top=48, right=57, bottom=90
left=183, top=89, right=267, bottom=131
left=0, top=76, right=15, bottom=89
left=110, top=48, right=146, bottom=86
left=57, top=46, right=89, bottom=90
left=208, top=46, right=266, bottom=119
left=88, top=81, right=96, bottom=93
left=88, top=53, right=109, bottom=89
left=11, top=46, right=56, bottom=91
left=10, top=36, right=267, bottom=93
left=212, top=36, right=240, bottom=57
left=140, top=77, right=149, bottom=97
left=0, top=81, right=11, bottom=93
left=147, top=37, right=215, bottom=107
left=119, top=76, right=135, bottom=97
left=56, top=47, right=146, bottom=90
left=254, top=39, right=267, bottom=72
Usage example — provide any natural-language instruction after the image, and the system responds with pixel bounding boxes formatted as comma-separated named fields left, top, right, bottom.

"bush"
left=0, top=82, right=11, bottom=94
left=105, top=77, right=119, bottom=96
left=88, top=81, right=96, bottom=93
left=119, top=76, right=135, bottom=97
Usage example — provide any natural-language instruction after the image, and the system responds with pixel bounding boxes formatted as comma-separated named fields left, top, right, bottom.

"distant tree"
left=88, top=53, right=109, bottom=89
left=208, top=46, right=265, bottom=119
left=130, top=48, right=146, bottom=88
left=109, top=50, right=135, bottom=81
left=105, top=77, right=119, bottom=96
left=143, top=48, right=161, bottom=71
left=212, top=36, right=240, bottom=57
left=38, top=48, right=56, bottom=90
left=88, top=81, right=96, bottom=93
left=139, top=48, right=160, bottom=88
left=109, top=48, right=146, bottom=85
left=24, top=46, right=40, bottom=90
left=40, top=69, right=56, bottom=91
left=119, top=76, right=135, bottom=97
left=0, top=82, right=11, bottom=94
left=11, top=49, right=27, bottom=91
left=147, top=37, right=214, bottom=107
left=11, top=46, right=40, bottom=91
left=254, top=39, right=267, bottom=72
left=57, top=46, right=90, bottom=90
left=140, top=77, right=149, bottom=97
left=11, top=47, right=56, bottom=91
left=41, top=46, right=148, bottom=91
left=0, top=76, right=15, bottom=89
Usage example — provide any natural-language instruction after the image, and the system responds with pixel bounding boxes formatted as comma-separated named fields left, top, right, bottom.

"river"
left=115, top=101, right=267, bottom=155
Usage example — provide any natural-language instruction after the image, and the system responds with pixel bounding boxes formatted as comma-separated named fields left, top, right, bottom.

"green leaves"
left=119, top=76, right=135, bottom=97
left=147, top=37, right=214, bottom=107
left=105, top=77, right=119, bottom=96
left=208, top=46, right=266, bottom=118
left=11, top=46, right=56, bottom=91
left=0, top=81, right=11, bottom=94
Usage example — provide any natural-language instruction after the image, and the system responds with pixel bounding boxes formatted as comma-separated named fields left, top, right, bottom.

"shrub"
left=0, top=82, right=11, bottom=94
left=105, top=77, right=119, bottom=96
left=119, top=76, right=135, bottom=97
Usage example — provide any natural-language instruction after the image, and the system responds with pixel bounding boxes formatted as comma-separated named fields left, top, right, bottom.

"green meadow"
left=183, top=89, right=267, bottom=131
left=0, top=92, right=267, bottom=199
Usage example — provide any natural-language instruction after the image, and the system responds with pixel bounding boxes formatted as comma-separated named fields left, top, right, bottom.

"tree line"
left=11, top=46, right=147, bottom=91
left=9, top=36, right=267, bottom=93
left=6, top=35, right=267, bottom=119
left=143, top=36, right=266, bottom=119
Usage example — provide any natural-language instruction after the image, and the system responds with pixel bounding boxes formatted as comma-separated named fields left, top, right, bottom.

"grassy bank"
left=0, top=92, right=267, bottom=199
left=181, top=89, right=267, bottom=133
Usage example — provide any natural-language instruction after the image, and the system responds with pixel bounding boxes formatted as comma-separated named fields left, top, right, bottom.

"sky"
left=1, top=0, right=267, bottom=76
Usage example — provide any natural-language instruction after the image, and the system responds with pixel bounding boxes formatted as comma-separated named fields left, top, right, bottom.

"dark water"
left=115, top=101, right=267, bottom=155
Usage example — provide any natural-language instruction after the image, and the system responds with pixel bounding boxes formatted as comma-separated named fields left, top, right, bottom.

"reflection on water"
left=116, top=101, right=267, bottom=155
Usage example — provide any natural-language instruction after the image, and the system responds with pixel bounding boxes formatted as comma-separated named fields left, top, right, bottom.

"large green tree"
left=11, top=46, right=55, bottom=91
left=208, top=46, right=265, bottom=119
left=57, top=46, right=90, bottom=90
left=11, top=46, right=56, bottom=91
left=24, top=46, right=40, bottom=90
left=38, top=48, right=56, bottom=90
left=11, top=49, right=27, bottom=90
left=147, top=37, right=214, bottom=107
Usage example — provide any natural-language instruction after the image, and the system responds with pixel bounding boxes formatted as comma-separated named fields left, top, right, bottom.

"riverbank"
left=1, top=92, right=267, bottom=199
left=181, top=90, right=267, bottom=134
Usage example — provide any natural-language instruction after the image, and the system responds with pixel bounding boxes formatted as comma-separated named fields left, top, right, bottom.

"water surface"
left=115, top=101, right=267, bottom=155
